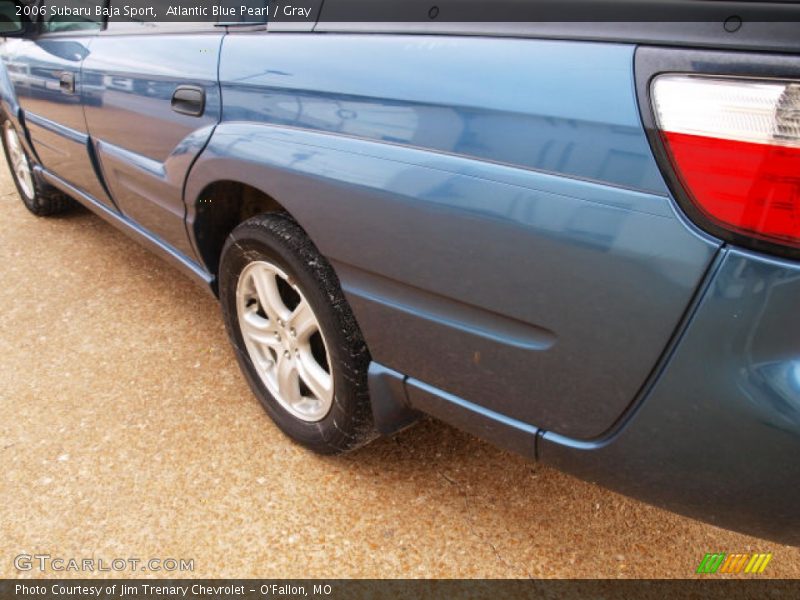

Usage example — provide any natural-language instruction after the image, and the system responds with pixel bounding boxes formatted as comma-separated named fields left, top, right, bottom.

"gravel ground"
left=1, top=162, right=798, bottom=579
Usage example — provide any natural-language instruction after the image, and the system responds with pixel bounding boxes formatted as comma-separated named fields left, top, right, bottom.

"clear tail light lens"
left=652, top=75, right=800, bottom=250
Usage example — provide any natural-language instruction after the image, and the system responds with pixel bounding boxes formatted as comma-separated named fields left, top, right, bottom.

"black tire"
left=2, top=119, right=72, bottom=216
left=219, top=213, right=377, bottom=454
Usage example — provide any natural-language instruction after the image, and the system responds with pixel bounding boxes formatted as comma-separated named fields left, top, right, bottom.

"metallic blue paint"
left=406, top=376, right=541, bottom=460
left=210, top=35, right=718, bottom=438
left=2, top=35, right=113, bottom=207
left=82, top=31, right=223, bottom=258
left=0, top=41, right=20, bottom=121
left=540, top=247, right=800, bottom=545
left=220, top=34, right=668, bottom=195
left=4, top=26, right=797, bottom=543
left=37, top=165, right=214, bottom=292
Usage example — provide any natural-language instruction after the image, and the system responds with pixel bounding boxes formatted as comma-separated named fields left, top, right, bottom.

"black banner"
left=3, top=579, right=800, bottom=600
left=5, top=0, right=800, bottom=24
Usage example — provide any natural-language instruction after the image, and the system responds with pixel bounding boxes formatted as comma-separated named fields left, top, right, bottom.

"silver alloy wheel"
left=4, top=122, right=34, bottom=200
left=236, top=260, right=334, bottom=422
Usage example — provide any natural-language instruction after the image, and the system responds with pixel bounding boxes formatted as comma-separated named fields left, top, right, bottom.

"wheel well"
left=193, top=181, right=287, bottom=284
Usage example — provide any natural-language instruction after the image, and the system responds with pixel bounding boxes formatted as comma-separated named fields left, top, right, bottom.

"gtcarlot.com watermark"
left=14, top=554, right=194, bottom=573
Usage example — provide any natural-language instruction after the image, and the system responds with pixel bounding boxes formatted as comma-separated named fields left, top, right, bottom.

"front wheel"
left=219, top=213, right=377, bottom=454
left=2, top=120, right=72, bottom=216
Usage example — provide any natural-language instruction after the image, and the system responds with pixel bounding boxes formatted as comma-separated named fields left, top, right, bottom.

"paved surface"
left=1, top=163, right=798, bottom=579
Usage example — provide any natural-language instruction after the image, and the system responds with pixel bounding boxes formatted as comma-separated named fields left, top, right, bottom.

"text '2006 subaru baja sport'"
left=2, top=0, right=800, bottom=545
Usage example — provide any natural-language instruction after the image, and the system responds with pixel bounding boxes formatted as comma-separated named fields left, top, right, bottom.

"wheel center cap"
left=279, top=324, right=297, bottom=356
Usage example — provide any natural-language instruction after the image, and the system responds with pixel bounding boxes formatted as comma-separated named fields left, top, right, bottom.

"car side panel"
left=81, top=30, right=223, bottom=258
left=2, top=35, right=113, bottom=208
left=0, top=39, right=21, bottom=123
left=221, top=34, right=668, bottom=195
left=187, top=128, right=716, bottom=442
left=540, top=248, right=800, bottom=545
left=204, top=34, right=721, bottom=439
left=204, top=34, right=720, bottom=439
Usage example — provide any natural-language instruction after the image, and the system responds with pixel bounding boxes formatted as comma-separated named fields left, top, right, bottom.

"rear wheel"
left=2, top=120, right=72, bottom=216
left=219, top=213, right=377, bottom=454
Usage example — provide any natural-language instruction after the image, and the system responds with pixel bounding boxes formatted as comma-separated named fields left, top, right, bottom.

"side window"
left=41, top=0, right=105, bottom=34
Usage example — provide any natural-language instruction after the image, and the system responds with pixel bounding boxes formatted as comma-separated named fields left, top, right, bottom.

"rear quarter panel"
left=188, top=33, right=719, bottom=439
left=541, top=248, right=800, bottom=544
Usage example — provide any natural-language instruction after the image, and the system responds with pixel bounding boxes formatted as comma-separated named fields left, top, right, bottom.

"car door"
left=5, top=0, right=113, bottom=208
left=81, top=17, right=223, bottom=259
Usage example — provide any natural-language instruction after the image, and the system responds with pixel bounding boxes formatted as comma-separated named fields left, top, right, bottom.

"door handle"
left=59, top=72, right=75, bottom=94
left=171, top=85, right=205, bottom=117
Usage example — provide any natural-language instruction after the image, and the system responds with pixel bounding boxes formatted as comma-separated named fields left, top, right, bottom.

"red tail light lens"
left=652, top=75, right=800, bottom=250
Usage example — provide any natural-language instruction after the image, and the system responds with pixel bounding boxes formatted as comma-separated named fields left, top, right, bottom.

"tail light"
left=652, top=75, right=800, bottom=251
